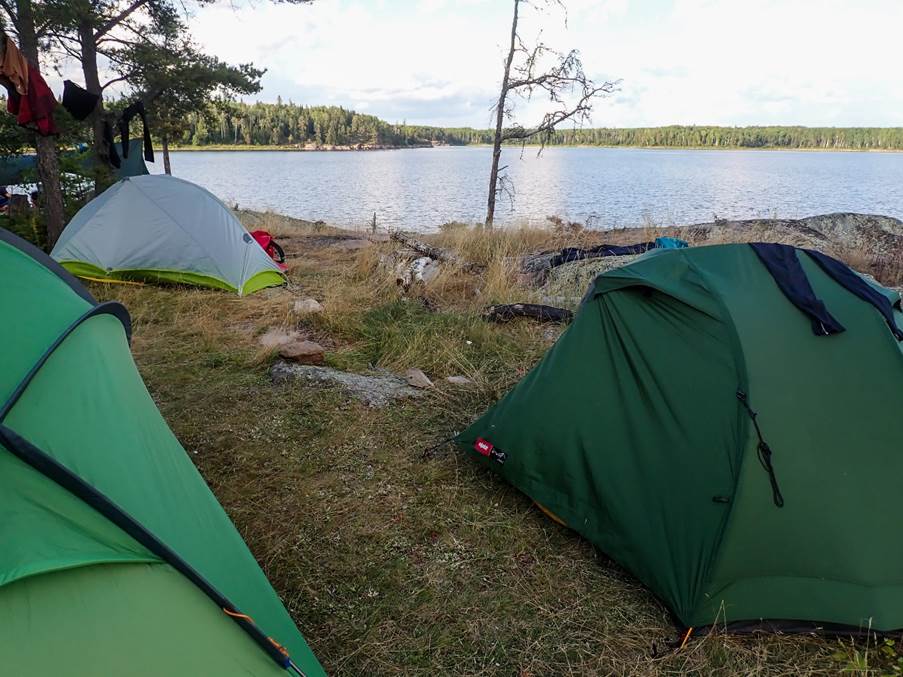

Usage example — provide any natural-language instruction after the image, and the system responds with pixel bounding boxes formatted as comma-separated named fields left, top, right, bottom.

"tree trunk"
left=485, top=0, right=520, bottom=227
left=33, top=136, right=66, bottom=246
left=162, top=133, right=172, bottom=174
left=15, top=0, right=65, bottom=248
left=78, top=19, right=111, bottom=193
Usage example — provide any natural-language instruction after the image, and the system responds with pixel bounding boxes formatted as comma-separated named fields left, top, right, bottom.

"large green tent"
left=0, top=228, right=324, bottom=676
left=458, top=243, right=903, bottom=633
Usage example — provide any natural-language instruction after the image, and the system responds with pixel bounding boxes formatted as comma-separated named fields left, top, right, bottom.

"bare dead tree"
left=485, top=0, right=619, bottom=226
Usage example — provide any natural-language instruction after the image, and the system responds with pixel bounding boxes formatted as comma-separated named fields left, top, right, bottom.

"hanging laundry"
left=62, top=80, right=99, bottom=121
left=7, top=63, right=58, bottom=136
left=0, top=34, right=28, bottom=96
left=103, top=121, right=122, bottom=169
left=118, top=100, right=154, bottom=162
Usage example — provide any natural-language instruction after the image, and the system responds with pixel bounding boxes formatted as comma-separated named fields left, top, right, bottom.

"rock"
left=270, top=361, right=424, bottom=407
left=395, top=256, right=441, bottom=289
left=293, top=298, right=324, bottom=314
left=678, top=212, right=903, bottom=257
left=411, top=257, right=440, bottom=284
left=259, top=328, right=301, bottom=348
left=524, top=213, right=903, bottom=294
left=405, top=368, right=433, bottom=389
left=278, top=340, right=325, bottom=365
left=332, top=239, right=372, bottom=251
left=445, top=375, right=472, bottom=386
left=542, top=255, right=643, bottom=308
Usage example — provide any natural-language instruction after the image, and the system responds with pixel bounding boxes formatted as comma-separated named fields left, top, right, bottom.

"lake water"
left=155, top=146, right=903, bottom=232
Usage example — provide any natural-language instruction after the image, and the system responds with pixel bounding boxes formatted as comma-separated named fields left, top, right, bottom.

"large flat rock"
left=270, top=361, right=425, bottom=407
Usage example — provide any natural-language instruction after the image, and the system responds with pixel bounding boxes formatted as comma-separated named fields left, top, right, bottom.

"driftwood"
left=390, top=231, right=459, bottom=263
left=390, top=231, right=484, bottom=273
left=483, top=303, right=573, bottom=324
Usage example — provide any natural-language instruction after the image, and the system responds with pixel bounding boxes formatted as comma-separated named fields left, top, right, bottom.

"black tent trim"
left=0, top=423, right=295, bottom=671
left=0, top=226, right=96, bottom=305
left=0, top=302, right=131, bottom=422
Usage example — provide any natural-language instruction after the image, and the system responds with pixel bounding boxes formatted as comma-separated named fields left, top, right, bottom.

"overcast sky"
left=187, top=0, right=903, bottom=128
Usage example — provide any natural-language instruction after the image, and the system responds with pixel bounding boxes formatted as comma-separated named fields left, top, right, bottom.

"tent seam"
left=0, top=423, right=293, bottom=670
left=0, top=556, right=163, bottom=592
left=0, top=303, right=131, bottom=421
left=678, top=251, right=754, bottom=623
left=126, top=179, right=234, bottom=283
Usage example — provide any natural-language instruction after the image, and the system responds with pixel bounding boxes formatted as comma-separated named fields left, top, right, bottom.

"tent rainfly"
left=51, top=175, right=285, bottom=295
left=457, top=242, right=903, bottom=634
left=0, top=227, right=323, bottom=676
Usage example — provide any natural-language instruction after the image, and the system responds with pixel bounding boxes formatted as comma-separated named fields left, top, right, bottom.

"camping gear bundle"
left=458, top=242, right=903, bottom=632
left=0, top=229, right=324, bottom=675
left=51, top=174, right=286, bottom=295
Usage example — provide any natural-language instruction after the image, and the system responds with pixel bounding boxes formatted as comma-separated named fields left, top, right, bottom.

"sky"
left=184, top=0, right=903, bottom=129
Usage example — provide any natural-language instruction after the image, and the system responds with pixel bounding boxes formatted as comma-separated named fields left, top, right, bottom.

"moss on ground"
left=90, top=217, right=896, bottom=676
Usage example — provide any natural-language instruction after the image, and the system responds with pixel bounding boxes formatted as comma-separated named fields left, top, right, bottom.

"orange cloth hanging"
left=0, top=34, right=29, bottom=96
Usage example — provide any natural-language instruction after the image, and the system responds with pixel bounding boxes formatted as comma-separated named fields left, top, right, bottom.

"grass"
left=90, top=214, right=900, bottom=675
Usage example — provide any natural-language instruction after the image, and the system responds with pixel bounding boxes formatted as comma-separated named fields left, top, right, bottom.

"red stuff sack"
left=251, top=230, right=286, bottom=270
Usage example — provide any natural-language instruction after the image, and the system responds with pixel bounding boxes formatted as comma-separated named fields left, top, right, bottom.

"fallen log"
left=483, top=303, right=573, bottom=324
left=390, top=231, right=459, bottom=263
left=390, top=231, right=484, bottom=273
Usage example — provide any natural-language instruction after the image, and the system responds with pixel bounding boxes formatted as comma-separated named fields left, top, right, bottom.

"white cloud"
left=185, top=0, right=903, bottom=127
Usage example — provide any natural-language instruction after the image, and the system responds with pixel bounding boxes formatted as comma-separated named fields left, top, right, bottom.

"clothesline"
left=0, top=32, right=155, bottom=166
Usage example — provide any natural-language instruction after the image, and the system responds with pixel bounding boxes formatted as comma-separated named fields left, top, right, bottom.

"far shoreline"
left=168, top=143, right=903, bottom=154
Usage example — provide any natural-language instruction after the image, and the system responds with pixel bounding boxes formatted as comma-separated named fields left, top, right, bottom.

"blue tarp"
left=654, top=236, right=689, bottom=249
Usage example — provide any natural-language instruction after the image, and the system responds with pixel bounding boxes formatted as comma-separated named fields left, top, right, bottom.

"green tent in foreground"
left=0, top=228, right=323, bottom=676
left=458, top=243, right=903, bottom=633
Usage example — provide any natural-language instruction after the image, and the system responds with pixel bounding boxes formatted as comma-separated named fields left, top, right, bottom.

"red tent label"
left=474, top=438, right=494, bottom=457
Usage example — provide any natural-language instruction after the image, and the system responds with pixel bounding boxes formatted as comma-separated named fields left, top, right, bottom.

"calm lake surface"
left=155, top=146, right=903, bottom=231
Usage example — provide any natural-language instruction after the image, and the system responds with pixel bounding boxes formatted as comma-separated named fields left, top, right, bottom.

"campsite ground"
left=91, top=214, right=899, bottom=676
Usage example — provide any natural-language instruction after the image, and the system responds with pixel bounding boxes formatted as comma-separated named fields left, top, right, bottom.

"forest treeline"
left=179, top=100, right=903, bottom=150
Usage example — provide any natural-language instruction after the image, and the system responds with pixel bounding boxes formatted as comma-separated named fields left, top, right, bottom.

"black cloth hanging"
left=750, top=243, right=845, bottom=336
left=61, top=80, right=99, bottom=121
left=118, top=100, right=153, bottom=162
left=550, top=242, right=655, bottom=267
left=804, top=249, right=903, bottom=341
left=103, top=121, right=121, bottom=169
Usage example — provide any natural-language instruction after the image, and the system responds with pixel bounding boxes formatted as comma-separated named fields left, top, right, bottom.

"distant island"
left=173, top=101, right=903, bottom=151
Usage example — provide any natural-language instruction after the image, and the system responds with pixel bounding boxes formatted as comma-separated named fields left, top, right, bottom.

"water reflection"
left=154, top=146, right=903, bottom=231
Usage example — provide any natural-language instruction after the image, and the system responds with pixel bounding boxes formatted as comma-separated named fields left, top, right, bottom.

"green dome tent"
left=51, top=175, right=285, bottom=295
left=0, top=228, right=323, bottom=676
left=457, top=243, right=903, bottom=633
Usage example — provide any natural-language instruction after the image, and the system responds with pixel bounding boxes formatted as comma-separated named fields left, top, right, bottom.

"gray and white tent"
left=51, top=175, right=285, bottom=295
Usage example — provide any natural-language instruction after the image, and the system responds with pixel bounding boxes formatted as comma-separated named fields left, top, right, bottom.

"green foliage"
left=831, top=637, right=903, bottom=676
left=130, top=40, right=264, bottom=144
left=177, top=102, right=446, bottom=147
left=176, top=102, right=903, bottom=151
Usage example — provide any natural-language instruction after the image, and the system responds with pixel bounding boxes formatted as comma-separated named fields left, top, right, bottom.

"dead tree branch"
left=485, top=0, right=619, bottom=226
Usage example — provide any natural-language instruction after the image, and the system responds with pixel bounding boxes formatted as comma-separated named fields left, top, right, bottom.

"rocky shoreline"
left=171, top=141, right=444, bottom=152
